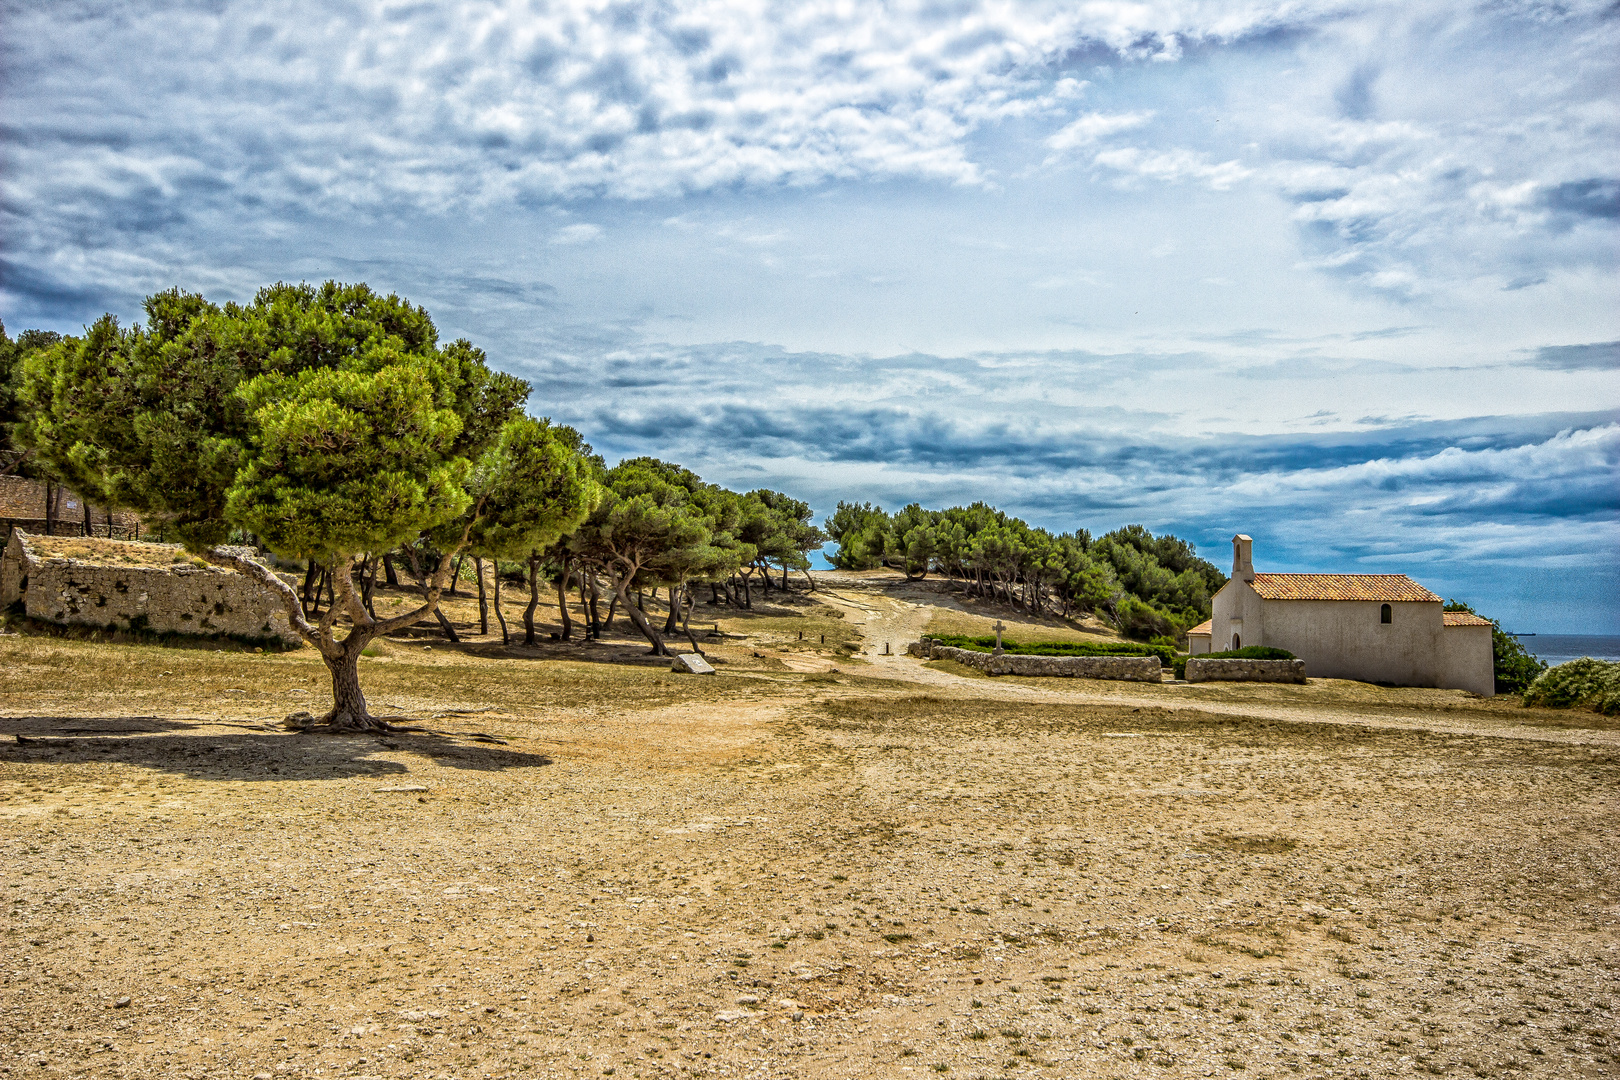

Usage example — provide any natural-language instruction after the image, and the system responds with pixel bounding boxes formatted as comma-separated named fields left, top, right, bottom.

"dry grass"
left=921, top=602, right=1123, bottom=644
left=3, top=585, right=1618, bottom=1080
left=21, top=534, right=203, bottom=568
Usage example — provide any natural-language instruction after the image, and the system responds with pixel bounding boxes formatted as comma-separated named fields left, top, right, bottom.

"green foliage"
left=1521, top=658, right=1620, bottom=715
left=460, top=419, right=600, bottom=563
left=824, top=501, right=890, bottom=570
left=16, top=281, right=522, bottom=553
left=822, top=499, right=1216, bottom=633
left=1443, top=600, right=1547, bottom=693
left=228, top=357, right=471, bottom=559
left=0, top=321, right=63, bottom=473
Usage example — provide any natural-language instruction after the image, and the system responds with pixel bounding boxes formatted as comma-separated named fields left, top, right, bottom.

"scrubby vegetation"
left=826, top=502, right=1221, bottom=638
left=1443, top=600, right=1547, bottom=692
left=1521, top=657, right=1620, bottom=716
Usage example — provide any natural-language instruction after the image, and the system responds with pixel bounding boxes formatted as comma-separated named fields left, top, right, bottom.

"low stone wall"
left=1185, top=658, right=1307, bottom=684
left=3, top=531, right=299, bottom=646
left=918, top=640, right=1163, bottom=682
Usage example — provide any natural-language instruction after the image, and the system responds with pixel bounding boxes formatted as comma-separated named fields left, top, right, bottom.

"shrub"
left=1444, top=600, right=1546, bottom=692
left=1521, top=658, right=1620, bottom=716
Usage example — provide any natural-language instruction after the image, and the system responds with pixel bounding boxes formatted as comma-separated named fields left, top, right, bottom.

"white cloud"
left=1046, top=110, right=1154, bottom=152
left=550, top=223, right=603, bottom=245
left=1094, top=147, right=1253, bottom=190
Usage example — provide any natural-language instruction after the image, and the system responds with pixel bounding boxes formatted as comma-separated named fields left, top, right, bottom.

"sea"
left=1512, top=635, right=1620, bottom=668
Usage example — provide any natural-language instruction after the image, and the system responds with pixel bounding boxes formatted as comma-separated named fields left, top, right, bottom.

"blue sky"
left=3, top=0, right=1616, bottom=632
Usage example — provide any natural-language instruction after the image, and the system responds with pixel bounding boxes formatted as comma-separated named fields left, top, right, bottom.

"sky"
left=3, top=0, right=1617, bottom=633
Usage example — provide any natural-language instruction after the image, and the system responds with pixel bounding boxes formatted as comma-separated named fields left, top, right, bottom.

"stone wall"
left=1185, top=658, right=1307, bottom=684
left=915, top=639, right=1163, bottom=682
left=2, top=531, right=300, bottom=646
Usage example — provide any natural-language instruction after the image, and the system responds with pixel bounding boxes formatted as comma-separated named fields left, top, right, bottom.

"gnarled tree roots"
left=283, top=708, right=404, bottom=733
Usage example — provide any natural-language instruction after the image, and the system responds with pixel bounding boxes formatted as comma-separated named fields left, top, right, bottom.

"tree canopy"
left=15, top=282, right=595, bottom=729
left=824, top=500, right=1223, bottom=638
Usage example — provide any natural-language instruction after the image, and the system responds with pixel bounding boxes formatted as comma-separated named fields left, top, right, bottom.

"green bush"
left=1175, top=645, right=1295, bottom=679
left=1521, top=658, right=1620, bottom=716
left=928, top=634, right=1174, bottom=666
left=1443, top=600, right=1545, bottom=692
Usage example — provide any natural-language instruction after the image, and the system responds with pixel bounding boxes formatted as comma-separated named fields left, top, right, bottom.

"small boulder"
left=670, top=652, right=716, bottom=675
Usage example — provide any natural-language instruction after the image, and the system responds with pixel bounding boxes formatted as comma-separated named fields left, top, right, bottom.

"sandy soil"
left=2, top=574, right=1616, bottom=1080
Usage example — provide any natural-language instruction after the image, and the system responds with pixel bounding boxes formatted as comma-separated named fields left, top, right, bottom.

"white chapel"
left=1186, top=535, right=1495, bottom=695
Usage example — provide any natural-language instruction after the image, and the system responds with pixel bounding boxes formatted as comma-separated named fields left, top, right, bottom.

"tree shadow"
left=0, top=715, right=552, bottom=781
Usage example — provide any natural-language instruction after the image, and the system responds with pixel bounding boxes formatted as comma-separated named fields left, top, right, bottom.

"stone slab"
left=670, top=652, right=716, bottom=675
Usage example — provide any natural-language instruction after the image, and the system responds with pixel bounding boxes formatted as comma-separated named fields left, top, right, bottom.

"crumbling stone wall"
left=1185, top=658, right=1307, bottom=684
left=2, top=531, right=299, bottom=646
left=913, top=639, right=1163, bottom=682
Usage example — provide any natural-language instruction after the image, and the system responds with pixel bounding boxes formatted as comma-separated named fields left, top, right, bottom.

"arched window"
left=1232, top=633, right=1242, bottom=650
left=1380, top=604, right=1392, bottom=624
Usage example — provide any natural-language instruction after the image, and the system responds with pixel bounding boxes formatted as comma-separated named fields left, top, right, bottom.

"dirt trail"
left=815, top=579, right=1620, bottom=748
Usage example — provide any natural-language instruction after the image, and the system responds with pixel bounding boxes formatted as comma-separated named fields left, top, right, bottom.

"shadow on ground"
left=0, top=715, right=553, bottom=780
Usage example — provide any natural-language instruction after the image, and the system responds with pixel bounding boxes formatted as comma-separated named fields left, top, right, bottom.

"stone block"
left=1185, top=658, right=1307, bottom=684
left=927, top=644, right=1162, bottom=682
left=670, top=652, right=716, bottom=675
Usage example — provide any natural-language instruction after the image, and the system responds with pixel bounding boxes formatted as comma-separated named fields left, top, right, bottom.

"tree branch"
left=200, top=545, right=319, bottom=646
left=374, top=524, right=474, bottom=635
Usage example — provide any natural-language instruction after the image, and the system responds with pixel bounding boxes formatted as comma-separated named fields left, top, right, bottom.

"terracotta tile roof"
left=1186, top=619, right=1213, bottom=635
left=1248, top=573, right=1441, bottom=603
left=1442, top=611, right=1493, bottom=627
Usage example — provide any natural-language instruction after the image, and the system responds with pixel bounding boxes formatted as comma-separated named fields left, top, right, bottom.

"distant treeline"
left=825, top=502, right=1224, bottom=640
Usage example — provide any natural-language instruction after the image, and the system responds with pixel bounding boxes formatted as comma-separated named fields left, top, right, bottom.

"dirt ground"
left=2, top=571, right=1616, bottom=1080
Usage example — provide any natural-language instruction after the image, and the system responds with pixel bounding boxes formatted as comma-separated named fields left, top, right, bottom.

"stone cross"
left=992, top=620, right=1005, bottom=655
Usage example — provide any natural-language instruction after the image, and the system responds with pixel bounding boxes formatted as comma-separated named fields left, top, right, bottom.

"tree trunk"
left=782, top=561, right=790, bottom=590
left=474, top=556, right=488, bottom=635
left=43, top=483, right=55, bottom=536
left=493, top=571, right=509, bottom=645
left=524, top=555, right=541, bottom=646
left=319, top=631, right=380, bottom=729
left=556, top=564, right=573, bottom=641
left=608, top=565, right=668, bottom=656
left=449, top=553, right=464, bottom=597
left=605, top=590, right=619, bottom=628
left=663, top=585, right=680, bottom=634
left=83, top=497, right=92, bottom=538
left=360, top=556, right=378, bottom=618
left=678, top=583, right=705, bottom=655
left=587, top=575, right=603, bottom=637
left=302, top=562, right=321, bottom=617
left=382, top=553, right=399, bottom=586
left=434, top=607, right=461, bottom=642
left=581, top=572, right=597, bottom=638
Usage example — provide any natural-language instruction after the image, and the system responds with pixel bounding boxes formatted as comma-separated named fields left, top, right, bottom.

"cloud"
left=1046, top=110, right=1154, bottom=151
left=1526, top=340, right=1620, bottom=371
left=1541, top=179, right=1620, bottom=221
left=550, top=223, right=603, bottom=245
left=1093, top=147, right=1252, bottom=190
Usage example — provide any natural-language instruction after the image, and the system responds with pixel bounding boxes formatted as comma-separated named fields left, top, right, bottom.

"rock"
left=283, top=711, right=317, bottom=730
left=670, top=652, right=716, bottom=675
left=113, top=996, right=131, bottom=1009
